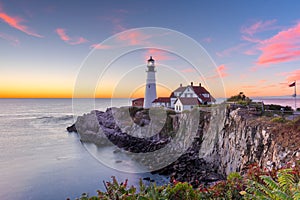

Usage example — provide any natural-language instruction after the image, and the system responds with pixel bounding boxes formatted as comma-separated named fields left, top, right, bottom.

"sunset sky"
left=1, top=0, right=300, bottom=98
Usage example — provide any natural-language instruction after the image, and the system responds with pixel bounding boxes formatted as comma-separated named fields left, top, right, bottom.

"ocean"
left=253, top=96, right=299, bottom=109
left=0, top=98, right=166, bottom=200
left=0, top=97, right=298, bottom=200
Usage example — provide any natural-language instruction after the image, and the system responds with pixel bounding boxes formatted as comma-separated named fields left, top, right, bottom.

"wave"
left=35, top=115, right=74, bottom=124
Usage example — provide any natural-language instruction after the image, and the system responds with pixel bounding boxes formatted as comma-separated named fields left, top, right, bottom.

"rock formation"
left=67, top=104, right=300, bottom=186
left=200, top=107, right=300, bottom=176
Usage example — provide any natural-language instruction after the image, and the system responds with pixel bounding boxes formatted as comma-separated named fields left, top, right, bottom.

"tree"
left=227, top=92, right=252, bottom=105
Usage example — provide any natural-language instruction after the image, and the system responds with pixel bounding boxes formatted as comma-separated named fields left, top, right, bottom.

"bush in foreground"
left=74, top=162, right=300, bottom=200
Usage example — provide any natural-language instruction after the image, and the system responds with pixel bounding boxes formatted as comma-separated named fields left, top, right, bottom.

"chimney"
left=191, top=82, right=193, bottom=86
left=180, top=83, right=182, bottom=87
left=199, top=83, right=201, bottom=87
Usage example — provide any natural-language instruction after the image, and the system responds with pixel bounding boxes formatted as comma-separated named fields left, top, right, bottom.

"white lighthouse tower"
left=144, top=56, right=157, bottom=108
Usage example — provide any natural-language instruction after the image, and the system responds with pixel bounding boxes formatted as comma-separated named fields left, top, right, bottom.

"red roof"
left=152, top=97, right=170, bottom=103
left=191, top=86, right=215, bottom=103
left=192, top=86, right=209, bottom=96
left=175, top=97, right=201, bottom=105
left=169, top=92, right=176, bottom=98
left=132, top=98, right=144, bottom=102
left=173, top=86, right=186, bottom=93
left=199, top=95, right=216, bottom=103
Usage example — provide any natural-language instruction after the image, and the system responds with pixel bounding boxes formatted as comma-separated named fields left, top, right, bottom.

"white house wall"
left=179, top=87, right=197, bottom=98
left=174, top=101, right=183, bottom=112
left=170, top=97, right=177, bottom=108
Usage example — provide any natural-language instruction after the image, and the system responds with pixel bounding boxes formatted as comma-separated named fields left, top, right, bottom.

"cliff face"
left=198, top=106, right=300, bottom=176
left=70, top=105, right=300, bottom=178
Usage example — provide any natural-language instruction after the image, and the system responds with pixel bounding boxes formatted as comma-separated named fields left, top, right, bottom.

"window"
left=185, top=94, right=188, bottom=97
left=202, top=93, right=210, bottom=98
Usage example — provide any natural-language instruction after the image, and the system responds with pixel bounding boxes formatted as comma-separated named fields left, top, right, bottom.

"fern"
left=245, top=166, right=300, bottom=200
left=293, top=191, right=300, bottom=200
left=254, top=179, right=275, bottom=198
left=261, top=175, right=281, bottom=191
left=272, top=189, right=293, bottom=200
left=277, top=169, right=295, bottom=193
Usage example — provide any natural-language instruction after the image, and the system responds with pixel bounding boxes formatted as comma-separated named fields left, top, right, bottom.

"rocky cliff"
left=68, top=105, right=300, bottom=183
left=200, top=106, right=300, bottom=176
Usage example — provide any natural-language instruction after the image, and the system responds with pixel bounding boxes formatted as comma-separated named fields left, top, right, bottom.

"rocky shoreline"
left=67, top=105, right=300, bottom=187
left=67, top=107, right=224, bottom=187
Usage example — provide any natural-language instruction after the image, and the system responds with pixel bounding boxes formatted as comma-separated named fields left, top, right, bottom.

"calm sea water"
left=253, top=96, right=299, bottom=109
left=0, top=97, right=298, bottom=200
left=0, top=98, right=167, bottom=200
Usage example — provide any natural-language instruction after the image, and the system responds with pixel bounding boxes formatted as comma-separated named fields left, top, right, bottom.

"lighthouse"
left=144, top=56, right=157, bottom=108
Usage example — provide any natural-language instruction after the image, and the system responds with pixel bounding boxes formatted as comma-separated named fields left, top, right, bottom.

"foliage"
left=227, top=92, right=252, bottom=105
left=244, top=166, right=300, bottom=200
left=265, top=104, right=293, bottom=112
left=271, top=116, right=287, bottom=123
left=74, top=162, right=300, bottom=200
left=166, top=182, right=200, bottom=199
left=76, top=176, right=169, bottom=200
left=197, top=172, right=244, bottom=199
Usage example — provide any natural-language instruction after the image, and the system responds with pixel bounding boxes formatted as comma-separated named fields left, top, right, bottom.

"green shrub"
left=74, top=162, right=300, bottom=200
left=227, top=92, right=252, bottom=105
left=244, top=168, right=300, bottom=200
left=271, top=117, right=286, bottom=123
left=166, top=182, right=200, bottom=199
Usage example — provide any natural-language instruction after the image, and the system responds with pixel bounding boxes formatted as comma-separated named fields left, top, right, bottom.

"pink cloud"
left=216, top=43, right=247, bottom=57
left=284, top=69, right=300, bottom=83
left=239, top=74, right=248, bottom=79
left=262, top=84, right=277, bottom=89
left=257, top=22, right=300, bottom=65
left=241, top=19, right=277, bottom=36
left=202, top=37, right=212, bottom=43
left=0, top=32, right=19, bottom=45
left=218, top=20, right=277, bottom=58
left=242, top=85, right=256, bottom=89
left=0, top=5, right=42, bottom=37
left=90, top=43, right=113, bottom=49
left=111, top=17, right=126, bottom=33
left=241, top=35, right=262, bottom=43
left=181, top=68, right=196, bottom=73
left=55, top=28, right=88, bottom=45
left=144, top=48, right=174, bottom=61
left=117, top=30, right=151, bottom=46
left=91, top=30, right=160, bottom=50
left=207, top=64, right=229, bottom=79
left=101, top=11, right=128, bottom=34
left=56, top=28, right=68, bottom=41
left=243, top=48, right=258, bottom=55
left=216, top=64, right=228, bottom=78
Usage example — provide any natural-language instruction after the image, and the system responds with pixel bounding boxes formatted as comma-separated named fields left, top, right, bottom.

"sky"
left=1, top=0, right=300, bottom=98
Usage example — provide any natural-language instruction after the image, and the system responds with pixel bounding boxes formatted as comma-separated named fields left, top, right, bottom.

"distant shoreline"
left=0, top=95, right=297, bottom=99
left=1, top=97, right=298, bottom=108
